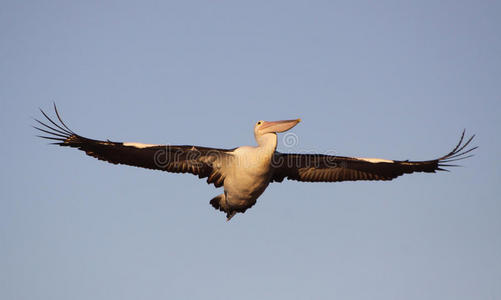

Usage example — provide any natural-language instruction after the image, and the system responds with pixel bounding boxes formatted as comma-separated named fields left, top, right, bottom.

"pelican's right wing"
left=34, top=105, right=234, bottom=187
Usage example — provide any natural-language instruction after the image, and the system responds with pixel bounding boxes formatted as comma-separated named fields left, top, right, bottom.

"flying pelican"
left=34, top=105, right=476, bottom=221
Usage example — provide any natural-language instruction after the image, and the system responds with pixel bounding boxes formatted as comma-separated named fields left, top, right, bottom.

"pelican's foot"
left=226, top=211, right=237, bottom=222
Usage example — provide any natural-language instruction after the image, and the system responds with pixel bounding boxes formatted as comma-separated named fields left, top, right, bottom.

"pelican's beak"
left=260, top=119, right=301, bottom=133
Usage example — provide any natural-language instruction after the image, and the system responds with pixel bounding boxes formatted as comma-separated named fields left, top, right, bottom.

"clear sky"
left=1, top=1, right=500, bottom=299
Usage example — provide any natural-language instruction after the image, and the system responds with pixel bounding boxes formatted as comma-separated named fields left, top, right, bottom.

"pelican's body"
left=211, top=120, right=296, bottom=219
left=35, top=105, right=476, bottom=221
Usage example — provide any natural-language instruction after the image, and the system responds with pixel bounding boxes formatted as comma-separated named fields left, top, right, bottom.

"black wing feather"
left=35, top=105, right=234, bottom=187
left=271, top=130, right=476, bottom=183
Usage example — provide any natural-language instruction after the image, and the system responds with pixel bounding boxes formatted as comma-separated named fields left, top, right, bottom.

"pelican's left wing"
left=271, top=131, right=476, bottom=183
left=34, top=105, right=233, bottom=187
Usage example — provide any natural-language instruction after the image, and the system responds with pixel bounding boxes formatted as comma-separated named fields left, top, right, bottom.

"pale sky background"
left=1, top=1, right=500, bottom=299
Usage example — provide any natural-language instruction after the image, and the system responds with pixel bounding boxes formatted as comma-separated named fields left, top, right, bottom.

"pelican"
left=34, top=105, right=476, bottom=221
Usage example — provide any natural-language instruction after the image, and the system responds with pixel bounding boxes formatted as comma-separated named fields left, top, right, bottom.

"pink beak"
left=260, top=119, right=301, bottom=133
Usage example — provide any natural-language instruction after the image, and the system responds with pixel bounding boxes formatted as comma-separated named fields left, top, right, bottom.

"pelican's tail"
left=210, top=194, right=225, bottom=211
left=209, top=194, right=237, bottom=221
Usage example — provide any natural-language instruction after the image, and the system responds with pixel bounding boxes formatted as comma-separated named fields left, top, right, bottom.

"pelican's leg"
left=224, top=191, right=229, bottom=208
left=224, top=191, right=236, bottom=221
left=226, top=212, right=237, bottom=221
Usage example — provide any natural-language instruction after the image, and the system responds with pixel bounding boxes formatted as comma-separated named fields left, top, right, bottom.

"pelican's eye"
left=257, top=121, right=262, bottom=125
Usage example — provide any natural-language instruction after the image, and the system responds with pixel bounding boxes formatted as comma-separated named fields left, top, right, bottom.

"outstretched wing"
left=271, top=131, right=476, bottom=183
left=34, top=104, right=234, bottom=187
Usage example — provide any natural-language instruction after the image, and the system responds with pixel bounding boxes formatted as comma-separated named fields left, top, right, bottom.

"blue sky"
left=1, top=1, right=500, bottom=299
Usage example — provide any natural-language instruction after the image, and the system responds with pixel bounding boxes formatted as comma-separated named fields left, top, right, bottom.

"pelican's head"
left=254, top=119, right=301, bottom=140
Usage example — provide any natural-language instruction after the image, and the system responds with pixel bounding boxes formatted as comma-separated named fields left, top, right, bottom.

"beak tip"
left=297, top=118, right=301, bottom=123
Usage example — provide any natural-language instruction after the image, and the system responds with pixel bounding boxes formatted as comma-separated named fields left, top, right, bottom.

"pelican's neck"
left=255, top=133, right=277, bottom=155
